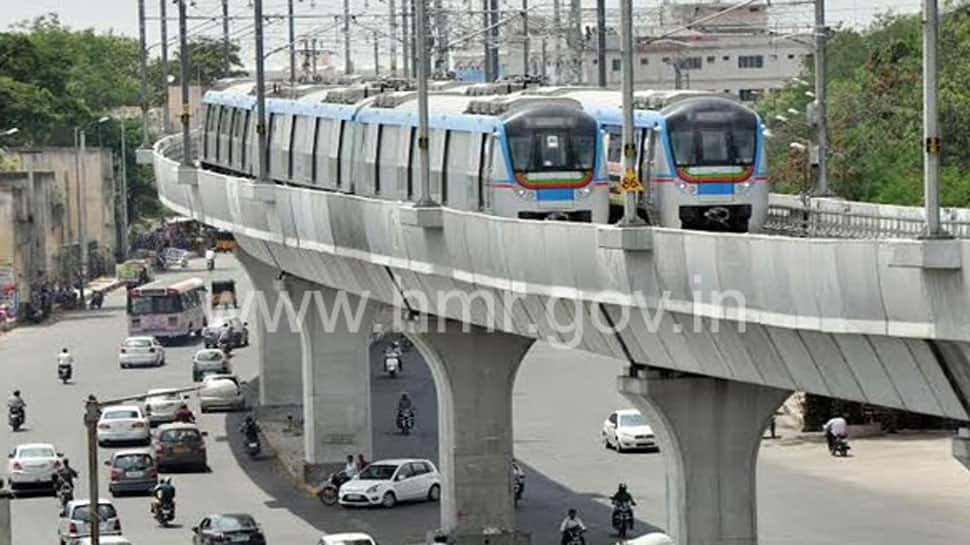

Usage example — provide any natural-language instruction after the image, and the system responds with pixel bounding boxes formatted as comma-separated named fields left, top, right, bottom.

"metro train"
left=527, top=88, right=769, bottom=232
left=200, top=81, right=610, bottom=223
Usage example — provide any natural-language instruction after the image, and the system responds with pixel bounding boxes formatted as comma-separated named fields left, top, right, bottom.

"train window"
left=288, top=114, right=298, bottom=179
left=374, top=124, right=383, bottom=195
left=505, top=110, right=598, bottom=172
left=267, top=113, right=276, bottom=174
left=228, top=109, right=237, bottom=164
left=666, top=104, right=757, bottom=167
left=203, top=104, right=214, bottom=158
left=241, top=110, right=251, bottom=170
left=336, top=120, right=346, bottom=188
left=476, top=134, right=486, bottom=210
left=218, top=106, right=231, bottom=162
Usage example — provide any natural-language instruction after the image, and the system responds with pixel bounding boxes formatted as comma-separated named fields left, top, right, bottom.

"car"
left=154, top=422, right=208, bottom=471
left=192, top=348, right=231, bottom=381
left=76, top=537, right=133, bottom=545
left=338, top=458, right=440, bottom=508
left=58, top=499, right=123, bottom=544
left=602, top=409, right=657, bottom=453
left=162, top=247, right=190, bottom=268
left=318, top=533, right=378, bottom=545
left=97, top=405, right=150, bottom=447
left=144, top=388, right=190, bottom=425
left=106, top=449, right=157, bottom=496
left=198, top=374, right=246, bottom=412
left=201, top=316, right=249, bottom=348
left=6, top=443, right=63, bottom=490
left=192, top=513, right=266, bottom=545
left=118, top=336, right=165, bottom=368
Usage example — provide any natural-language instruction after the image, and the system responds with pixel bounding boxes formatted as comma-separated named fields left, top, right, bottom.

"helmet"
left=12, top=390, right=19, bottom=397
left=567, top=508, right=577, bottom=517
left=618, top=483, right=627, bottom=491
left=61, top=348, right=68, bottom=353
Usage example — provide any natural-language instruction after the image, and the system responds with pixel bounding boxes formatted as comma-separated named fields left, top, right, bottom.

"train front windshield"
left=665, top=99, right=758, bottom=168
left=505, top=107, right=598, bottom=173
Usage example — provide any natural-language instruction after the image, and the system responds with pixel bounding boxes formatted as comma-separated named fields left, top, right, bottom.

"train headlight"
left=676, top=181, right=698, bottom=196
left=575, top=186, right=593, bottom=199
left=736, top=181, right=752, bottom=195
left=514, top=188, right=536, bottom=200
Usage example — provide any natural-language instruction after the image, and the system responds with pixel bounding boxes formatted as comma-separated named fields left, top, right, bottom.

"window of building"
left=640, top=57, right=648, bottom=65
left=612, top=58, right=622, bottom=72
left=722, top=55, right=730, bottom=61
left=661, top=56, right=671, bottom=63
left=738, top=55, right=764, bottom=69
left=788, top=53, right=796, bottom=59
left=706, top=56, right=715, bottom=63
left=739, top=89, right=763, bottom=101
left=681, top=57, right=702, bottom=70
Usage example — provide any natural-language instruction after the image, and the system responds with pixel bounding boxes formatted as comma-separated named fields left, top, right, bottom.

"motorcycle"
left=384, top=354, right=400, bottom=378
left=562, top=527, right=586, bottom=545
left=831, top=435, right=851, bottom=457
left=397, top=408, right=415, bottom=435
left=58, top=363, right=72, bottom=384
left=55, top=479, right=74, bottom=508
left=152, top=499, right=175, bottom=526
left=315, top=470, right=350, bottom=506
left=611, top=501, right=634, bottom=538
left=88, top=291, right=104, bottom=310
left=244, top=432, right=261, bottom=458
left=8, top=406, right=24, bottom=431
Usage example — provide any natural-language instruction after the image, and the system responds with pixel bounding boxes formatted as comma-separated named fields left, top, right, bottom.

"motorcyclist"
left=173, top=403, right=195, bottom=423
left=89, top=290, right=104, bottom=309
left=7, top=390, right=25, bottom=421
left=240, top=416, right=260, bottom=441
left=559, top=508, right=587, bottom=544
left=611, top=483, right=635, bottom=506
left=396, top=393, right=414, bottom=430
left=823, top=413, right=849, bottom=454
left=57, top=348, right=74, bottom=372
left=151, top=477, right=176, bottom=516
left=56, top=458, right=79, bottom=489
left=217, top=323, right=233, bottom=351
left=205, top=248, right=216, bottom=270
left=343, top=454, right=358, bottom=479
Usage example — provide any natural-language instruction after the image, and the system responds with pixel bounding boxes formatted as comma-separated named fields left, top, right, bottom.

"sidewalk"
left=0, top=275, right=126, bottom=334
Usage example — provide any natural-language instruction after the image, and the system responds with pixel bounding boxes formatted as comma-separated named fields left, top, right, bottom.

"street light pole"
left=178, top=0, right=193, bottom=165
left=344, top=0, right=353, bottom=74
left=618, top=0, right=641, bottom=225
left=79, top=131, right=89, bottom=299
left=223, top=0, right=231, bottom=74
left=415, top=0, right=435, bottom=207
left=119, top=121, right=129, bottom=258
left=922, top=0, right=947, bottom=238
left=596, top=0, right=606, bottom=87
left=288, top=0, right=296, bottom=88
left=388, top=0, right=398, bottom=76
left=254, top=0, right=269, bottom=183
left=401, top=0, right=410, bottom=78
left=521, top=0, right=529, bottom=77
left=813, top=0, right=829, bottom=196
left=84, top=396, right=101, bottom=545
left=138, top=0, right=150, bottom=147
left=160, top=0, right=170, bottom=134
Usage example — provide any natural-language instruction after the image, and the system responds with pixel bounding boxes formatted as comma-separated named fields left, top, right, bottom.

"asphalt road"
left=3, top=254, right=969, bottom=545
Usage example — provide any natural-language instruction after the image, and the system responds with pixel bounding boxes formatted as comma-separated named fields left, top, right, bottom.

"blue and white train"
left=200, top=81, right=610, bottom=223
left=528, top=88, right=770, bottom=232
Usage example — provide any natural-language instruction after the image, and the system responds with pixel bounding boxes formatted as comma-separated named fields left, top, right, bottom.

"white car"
left=7, top=443, right=63, bottom=490
left=202, top=316, right=249, bottom=348
left=338, top=459, right=440, bottom=508
left=318, top=533, right=378, bottom=545
left=602, top=409, right=657, bottom=453
left=118, top=336, right=165, bottom=368
left=192, top=348, right=231, bottom=381
left=58, top=499, right=122, bottom=544
left=144, top=388, right=189, bottom=425
left=97, top=405, right=150, bottom=446
left=77, top=537, right=133, bottom=545
left=198, top=374, right=246, bottom=412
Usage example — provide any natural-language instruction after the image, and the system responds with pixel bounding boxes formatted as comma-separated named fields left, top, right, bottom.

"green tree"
left=146, top=36, right=245, bottom=106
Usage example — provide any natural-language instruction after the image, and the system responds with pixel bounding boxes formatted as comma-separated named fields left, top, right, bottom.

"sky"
left=0, top=0, right=924, bottom=69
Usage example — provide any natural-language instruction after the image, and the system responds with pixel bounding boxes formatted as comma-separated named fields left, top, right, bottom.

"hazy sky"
left=0, top=0, right=923, bottom=68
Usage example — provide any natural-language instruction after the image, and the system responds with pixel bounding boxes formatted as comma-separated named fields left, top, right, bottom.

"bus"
left=127, top=277, right=207, bottom=342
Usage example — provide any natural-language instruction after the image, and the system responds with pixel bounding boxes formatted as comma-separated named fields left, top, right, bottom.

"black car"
left=193, top=513, right=265, bottom=544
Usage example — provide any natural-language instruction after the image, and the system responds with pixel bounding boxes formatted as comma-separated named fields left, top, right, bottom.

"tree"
left=146, top=36, right=245, bottom=106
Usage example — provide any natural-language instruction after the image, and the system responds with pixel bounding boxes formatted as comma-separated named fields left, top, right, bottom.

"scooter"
left=58, top=363, right=72, bottom=384
left=384, top=354, right=400, bottom=378
left=611, top=501, right=634, bottom=538
left=244, top=434, right=261, bottom=458
left=315, top=470, right=350, bottom=506
left=397, top=408, right=414, bottom=435
left=56, top=479, right=74, bottom=508
left=562, top=527, right=586, bottom=545
left=8, top=407, right=24, bottom=431
left=152, top=499, right=175, bottom=526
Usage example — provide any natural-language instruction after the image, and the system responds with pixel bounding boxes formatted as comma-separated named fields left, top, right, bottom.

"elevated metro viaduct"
left=153, top=136, right=970, bottom=545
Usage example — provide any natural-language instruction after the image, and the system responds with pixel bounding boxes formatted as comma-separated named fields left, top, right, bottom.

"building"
left=0, top=171, right=59, bottom=313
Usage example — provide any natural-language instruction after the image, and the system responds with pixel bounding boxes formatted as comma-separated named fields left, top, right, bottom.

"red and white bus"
left=127, top=278, right=207, bottom=342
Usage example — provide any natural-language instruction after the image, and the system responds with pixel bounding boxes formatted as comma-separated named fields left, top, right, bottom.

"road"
left=3, top=254, right=969, bottom=545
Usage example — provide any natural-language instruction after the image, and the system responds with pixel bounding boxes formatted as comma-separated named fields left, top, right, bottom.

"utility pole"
left=433, top=0, right=446, bottom=74
left=541, top=37, right=548, bottom=80
left=344, top=0, right=353, bottom=74
left=813, top=0, right=829, bottom=196
left=489, top=0, right=500, bottom=80
left=79, top=131, right=88, bottom=303
left=137, top=0, right=149, bottom=147
left=160, top=0, right=170, bottom=134
left=482, top=0, right=492, bottom=80
left=521, top=0, right=529, bottom=77
left=288, top=0, right=296, bottom=88
left=411, top=0, right=418, bottom=79
left=389, top=0, right=399, bottom=76
left=415, top=0, right=434, bottom=207
left=922, top=0, right=947, bottom=237
left=570, top=0, right=582, bottom=83
left=619, top=0, right=641, bottom=225
left=84, top=397, right=101, bottom=545
left=401, top=0, right=410, bottom=78
left=178, top=0, right=193, bottom=165
left=254, top=0, right=269, bottom=182
left=596, top=0, right=606, bottom=87
left=374, top=34, right=380, bottom=75
left=119, top=121, right=128, bottom=258
left=552, top=0, right=562, bottom=83
left=222, top=0, right=231, bottom=74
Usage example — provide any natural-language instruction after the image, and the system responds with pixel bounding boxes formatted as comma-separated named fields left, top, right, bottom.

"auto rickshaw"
left=211, top=279, right=237, bottom=309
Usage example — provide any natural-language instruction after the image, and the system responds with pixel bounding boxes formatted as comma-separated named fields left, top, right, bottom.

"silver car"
left=144, top=389, right=190, bottom=425
left=118, top=336, right=165, bottom=368
left=198, top=375, right=246, bottom=412
left=192, top=349, right=231, bottom=382
left=58, top=499, right=123, bottom=544
left=106, top=449, right=157, bottom=496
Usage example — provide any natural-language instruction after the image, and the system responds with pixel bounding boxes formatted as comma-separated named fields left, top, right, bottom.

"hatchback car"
left=97, top=406, right=150, bottom=447
left=192, top=348, right=231, bottom=381
left=192, top=513, right=266, bottom=545
left=7, top=443, right=63, bottom=490
left=338, top=459, right=440, bottom=508
left=602, top=409, right=656, bottom=452
left=144, top=388, right=189, bottom=425
left=318, top=533, right=378, bottom=545
left=201, top=316, right=249, bottom=349
left=198, top=374, right=246, bottom=412
left=58, top=499, right=122, bottom=544
left=106, top=449, right=157, bottom=496
left=118, top=336, right=165, bottom=368
left=154, top=422, right=208, bottom=471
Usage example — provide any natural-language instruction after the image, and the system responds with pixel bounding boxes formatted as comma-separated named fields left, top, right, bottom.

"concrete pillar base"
left=410, top=321, right=534, bottom=537
left=619, top=371, right=791, bottom=545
